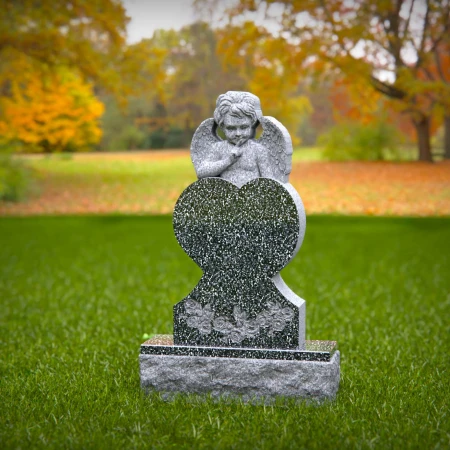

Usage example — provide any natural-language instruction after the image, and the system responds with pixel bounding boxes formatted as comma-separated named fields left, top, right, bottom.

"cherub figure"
left=191, top=91, right=293, bottom=188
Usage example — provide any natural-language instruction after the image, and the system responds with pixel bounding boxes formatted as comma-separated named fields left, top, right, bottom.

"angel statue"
left=190, top=91, right=293, bottom=188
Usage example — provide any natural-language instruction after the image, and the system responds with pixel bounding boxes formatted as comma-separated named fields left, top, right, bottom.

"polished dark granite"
left=141, top=335, right=337, bottom=362
left=172, top=177, right=306, bottom=349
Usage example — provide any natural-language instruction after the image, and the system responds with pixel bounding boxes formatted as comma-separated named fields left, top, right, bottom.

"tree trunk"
left=413, top=116, right=433, bottom=162
left=444, top=115, right=450, bottom=160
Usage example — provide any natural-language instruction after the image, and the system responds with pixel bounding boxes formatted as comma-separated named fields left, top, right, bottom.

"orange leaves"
left=218, top=0, right=450, bottom=159
left=290, top=160, right=450, bottom=217
left=0, top=63, right=104, bottom=152
left=329, top=76, right=385, bottom=125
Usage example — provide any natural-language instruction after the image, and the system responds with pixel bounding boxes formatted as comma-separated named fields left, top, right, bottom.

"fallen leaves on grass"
left=290, top=161, right=450, bottom=216
left=0, top=154, right=449, bottom=216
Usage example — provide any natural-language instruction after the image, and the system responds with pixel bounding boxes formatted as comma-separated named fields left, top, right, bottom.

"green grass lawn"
left=1, top=216, right=449, bottom=449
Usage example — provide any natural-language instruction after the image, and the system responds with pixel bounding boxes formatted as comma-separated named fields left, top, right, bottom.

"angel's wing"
left=190, top=118, right=222, bottom=175
left=257, top=116, right=293, bottom=183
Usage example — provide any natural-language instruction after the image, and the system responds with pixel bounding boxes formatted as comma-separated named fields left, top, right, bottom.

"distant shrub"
left=146, top=128, right=189, bottom=149
left=0, top=155, right=35, bottom=202
left=431, top=125, right=444, bottom=151
left=148, top=129, right=166, bottom=149
left=164, top=128, right=185, bottom=149
left=319, top=121, right=401, bottom=161
left=110, top=126, right=146, bottom=151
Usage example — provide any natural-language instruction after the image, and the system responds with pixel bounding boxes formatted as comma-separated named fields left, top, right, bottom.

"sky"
left=123, top=0, right=197, bottom=43
left=122, top=0, right=280, bottom=43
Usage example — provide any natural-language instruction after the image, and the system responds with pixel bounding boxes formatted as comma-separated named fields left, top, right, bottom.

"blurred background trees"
left=0, top=0, right=129, bottom=153
left=203, top=0, right=450, bottom=161
left=0, top=61, right=104, bottom=153
left=0, top=0, right=448, bottom=160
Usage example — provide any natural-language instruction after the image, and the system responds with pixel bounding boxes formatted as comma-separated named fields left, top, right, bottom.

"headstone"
left=139, top=91, right=340, bottom=402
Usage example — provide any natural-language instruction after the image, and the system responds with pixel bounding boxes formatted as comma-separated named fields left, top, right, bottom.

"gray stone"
left=139, top=90, right=340, bottom=402
left=190, top=91, right=293, bottom=187
left=139, top=350, right=340, bottom=403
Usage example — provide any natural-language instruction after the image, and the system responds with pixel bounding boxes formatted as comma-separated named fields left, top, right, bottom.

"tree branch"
left=401, top=0, right=415, bottom=40
left=370, top=75, right=406, bottom=99
left=434, top=47, right=450, bottom=83
left=416, top=0, right=430, bottom=68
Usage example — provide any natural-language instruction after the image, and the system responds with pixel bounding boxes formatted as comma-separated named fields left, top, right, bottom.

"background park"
left=0, top=0, right=449, bottom=448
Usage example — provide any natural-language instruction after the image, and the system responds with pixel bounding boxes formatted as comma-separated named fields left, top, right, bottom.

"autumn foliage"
left=0, top=153, right=448, bottom=216
left=0, top=0, right=127, bottom=153
left=1, top=0, right=449, bottom=160
left=0, top=63, right=104, bottom=152
left=203, top=0, right=450, bottom=161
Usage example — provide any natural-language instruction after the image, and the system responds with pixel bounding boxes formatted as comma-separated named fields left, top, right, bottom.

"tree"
left=138, top=21, right=311, bottom=147
left=301, top=81, right=335, bottom=145
left=0, top=0, right=129, bottom=95
left=0, top=0, right=132, bottom=154
left=418, top=39, right=450, bottom=158
left=155, top=23, right=248, bottom=143
left=0, top=1, right=173, bottom=153
left=0, top=59, right=104, bottom=152
left=208, top=0, right=450, bottom=161
left=328, top=75, right=422, bottom=143
left=215, top=21, right=312, bottom=144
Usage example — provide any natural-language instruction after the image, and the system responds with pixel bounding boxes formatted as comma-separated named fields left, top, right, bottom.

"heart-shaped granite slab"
left=172, top=177, right=306, bottom=349
left=173, top=177, right=305, bottom=277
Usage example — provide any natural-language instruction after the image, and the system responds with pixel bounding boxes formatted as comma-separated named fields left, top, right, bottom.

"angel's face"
left=222, top=114, right=253, bottom=146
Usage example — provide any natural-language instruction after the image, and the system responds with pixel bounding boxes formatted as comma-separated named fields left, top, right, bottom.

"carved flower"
left=186, top=315, right=201, bottom=328
left=280, top=307, right=294, bottom=321
left=201, top=304, right=215, bottom=321
left=272, top=318, right=287, bottom=332
left=213, top=316, right=233, bottom=333
left=244, top=319, right=260, bottom=337
left=184, top=301, right=215, bottom=335
left=184, top=299, right=203, bottom=316
left=233, top=306, right=248, bottom=327
left=267, top=301, right=283, bottom=316
left=228, top=329, right=245, bottom=344
left=255, top=312, right=270, bottom=328
left=184, top=298, right=293, bottom=341
left=197, top=317, right=213, bottom=334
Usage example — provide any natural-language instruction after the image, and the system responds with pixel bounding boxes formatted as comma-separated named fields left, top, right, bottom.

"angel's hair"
left=214, top=91, right=263, bottom=127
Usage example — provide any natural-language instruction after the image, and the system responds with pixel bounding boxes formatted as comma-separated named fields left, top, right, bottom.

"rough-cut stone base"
left=139, top=350, right=340, bottom=403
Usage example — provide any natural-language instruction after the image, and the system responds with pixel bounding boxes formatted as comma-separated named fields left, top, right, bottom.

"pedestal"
left=139, top=335, right=340, bottom=403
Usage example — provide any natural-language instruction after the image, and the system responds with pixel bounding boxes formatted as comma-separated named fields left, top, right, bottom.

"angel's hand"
left=236, top=137, right=248, bottom=148
left=231, top=147, right=243, bottom=159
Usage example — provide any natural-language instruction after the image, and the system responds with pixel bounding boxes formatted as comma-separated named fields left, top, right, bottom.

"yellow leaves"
left=0, top=0, right=129, bottom=102
left=330, top=76, right=385, bottom=125
left=217, top=23, right=311, bottom=144
left=0, top=62, right=104, bottom=152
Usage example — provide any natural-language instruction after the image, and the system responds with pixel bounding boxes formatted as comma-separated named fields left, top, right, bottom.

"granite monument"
left=140, top=91, right=340, bottom=402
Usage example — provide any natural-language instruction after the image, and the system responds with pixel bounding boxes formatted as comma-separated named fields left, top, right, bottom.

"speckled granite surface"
left=141, top=335, right=337, bottom=362
left=172, top=177, right=306, bottom=350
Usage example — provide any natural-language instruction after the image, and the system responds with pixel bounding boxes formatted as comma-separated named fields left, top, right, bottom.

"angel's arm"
left=196, top=144, right=237, bottom=178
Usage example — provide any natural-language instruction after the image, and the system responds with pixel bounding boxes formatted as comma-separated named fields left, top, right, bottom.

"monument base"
left=139, top=335, right=340, bottom=403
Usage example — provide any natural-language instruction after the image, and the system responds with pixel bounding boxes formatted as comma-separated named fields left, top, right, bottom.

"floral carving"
left=182, top=301, right=215, bottom=334
left=182, top=299, right=294, bottom=344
